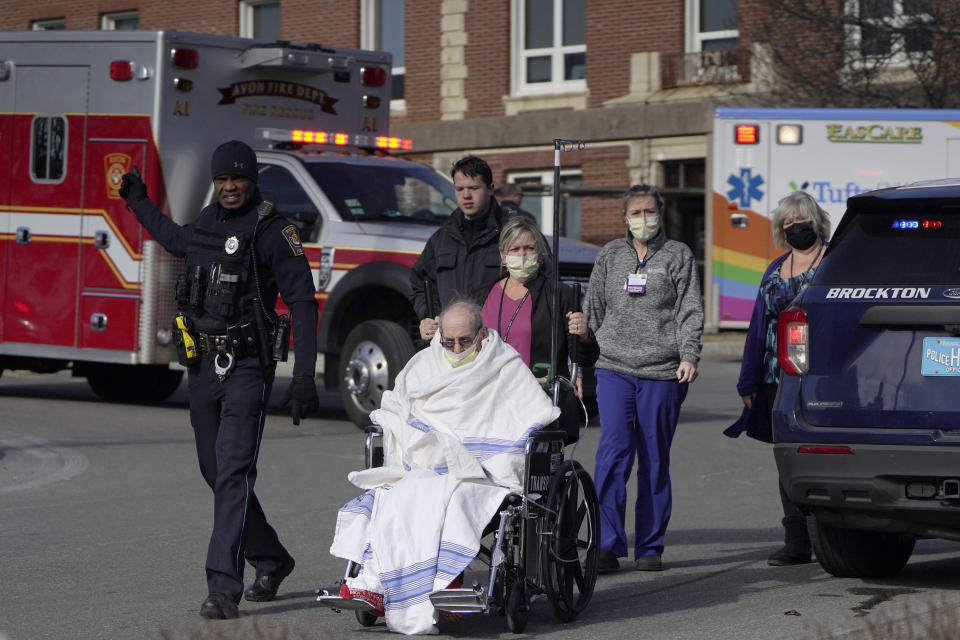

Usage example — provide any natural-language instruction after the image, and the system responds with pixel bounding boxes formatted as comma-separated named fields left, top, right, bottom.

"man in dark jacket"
left=411, top=155, right=504, bottom=341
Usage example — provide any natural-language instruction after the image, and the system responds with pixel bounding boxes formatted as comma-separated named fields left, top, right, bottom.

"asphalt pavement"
left=2, top=353, right=960, bottom=640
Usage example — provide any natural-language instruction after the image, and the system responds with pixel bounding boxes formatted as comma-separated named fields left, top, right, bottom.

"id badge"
left=624, top=273, right=647, bottom=295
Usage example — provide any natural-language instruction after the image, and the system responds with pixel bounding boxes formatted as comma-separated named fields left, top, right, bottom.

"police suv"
left=773, top=179, right=960, bottom=578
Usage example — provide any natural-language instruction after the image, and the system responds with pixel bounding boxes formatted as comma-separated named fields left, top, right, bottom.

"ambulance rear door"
left=5, top=64, right=89, bottom=347
left=79, top=138, right=148, bottom=352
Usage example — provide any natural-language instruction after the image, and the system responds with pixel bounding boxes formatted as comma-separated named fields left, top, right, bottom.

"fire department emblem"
left=225, top=236, right=240, bottom=255
left=281, top=224, right=304, bottom=257
left=105, top=153, right=133, bottom=199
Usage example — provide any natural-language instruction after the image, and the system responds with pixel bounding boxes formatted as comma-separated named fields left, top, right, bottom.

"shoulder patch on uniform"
left=281, top=224, right=304, bottom=256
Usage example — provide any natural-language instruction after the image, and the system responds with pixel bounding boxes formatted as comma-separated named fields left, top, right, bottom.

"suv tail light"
left=778, top=306, right=809, bottom=375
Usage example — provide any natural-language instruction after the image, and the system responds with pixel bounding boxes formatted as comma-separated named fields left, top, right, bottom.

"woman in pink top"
left=478, top=216, right=599, bottom=420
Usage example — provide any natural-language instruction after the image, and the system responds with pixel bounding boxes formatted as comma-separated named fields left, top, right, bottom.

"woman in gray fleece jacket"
left=585, top=184, right=703, bottom=573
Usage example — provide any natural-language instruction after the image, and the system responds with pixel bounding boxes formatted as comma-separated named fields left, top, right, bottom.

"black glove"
left=288, top=374, right=318, bottom=426
left=118, top=166, right=147, bottom=208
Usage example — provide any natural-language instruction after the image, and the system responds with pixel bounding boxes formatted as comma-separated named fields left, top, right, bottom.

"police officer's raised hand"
left=289, top=374, right=319, bottom=426
left=119, top=166, right=147, bottom=208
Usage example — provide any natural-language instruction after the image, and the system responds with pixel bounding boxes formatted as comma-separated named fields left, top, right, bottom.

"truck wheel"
left=810, top=518, right=915, bottom=578
left=339, top=320, right=415, bottom=428
left=86, top=364, right=184, bottom=403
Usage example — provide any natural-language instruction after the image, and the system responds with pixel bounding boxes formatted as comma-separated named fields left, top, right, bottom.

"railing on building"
left=660, top=47, right=751, bottom=89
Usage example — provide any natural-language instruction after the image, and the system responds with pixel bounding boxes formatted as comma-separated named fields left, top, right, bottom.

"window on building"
left=239, top=0, right=280, bottom=40
left=101, top=11, right=139, bottom=30
left=361, top=0, right=405, bottom=105
left=31, top=18, right=66, bottom=30
left=512, top=0, right=586, bottom=95
left=847, top=0, right=933, bottom=62
left=507, top=169, right=583, bottom=239
left=685, top=0, right=738, bottom=51
left=31, top=116, right=67, bottom=182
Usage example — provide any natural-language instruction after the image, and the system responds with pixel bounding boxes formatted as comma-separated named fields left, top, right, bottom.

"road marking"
left=0, top=433, right=89, bottom=494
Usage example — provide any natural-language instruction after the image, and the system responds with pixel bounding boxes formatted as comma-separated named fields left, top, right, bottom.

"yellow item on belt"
left=176, top=315, right=198, bottom=361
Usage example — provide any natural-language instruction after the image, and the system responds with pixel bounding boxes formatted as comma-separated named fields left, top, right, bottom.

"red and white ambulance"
left=0, top=29, right=468, bottom=425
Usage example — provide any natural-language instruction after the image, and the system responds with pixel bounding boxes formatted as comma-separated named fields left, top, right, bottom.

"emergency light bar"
left=257, top=128, right=413, bottom=151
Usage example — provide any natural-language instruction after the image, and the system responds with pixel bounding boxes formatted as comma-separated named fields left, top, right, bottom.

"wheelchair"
left=317, top=381, right=601, bottom=634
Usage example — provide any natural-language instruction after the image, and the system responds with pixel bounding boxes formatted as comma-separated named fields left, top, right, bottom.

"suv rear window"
left=307, top=162, right=455, bottom=223
left=817, top=210, right=960, bottom=284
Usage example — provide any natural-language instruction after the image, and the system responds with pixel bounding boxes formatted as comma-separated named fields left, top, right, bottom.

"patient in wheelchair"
left=329, top=299, right=560, bottom=635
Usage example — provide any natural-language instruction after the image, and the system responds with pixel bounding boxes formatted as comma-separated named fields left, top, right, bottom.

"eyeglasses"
left=440, top=332, right=478, bottom=351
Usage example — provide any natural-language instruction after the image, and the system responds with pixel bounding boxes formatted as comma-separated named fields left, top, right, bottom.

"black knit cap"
left=210, top=140, right=258, bottom=183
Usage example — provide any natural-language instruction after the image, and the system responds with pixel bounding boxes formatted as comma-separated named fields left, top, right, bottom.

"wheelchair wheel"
left=543, top=460, right=599, bottom=622
left=355, top=609, right=378, bottom=627
left=505, top=576, right=529, bottom=634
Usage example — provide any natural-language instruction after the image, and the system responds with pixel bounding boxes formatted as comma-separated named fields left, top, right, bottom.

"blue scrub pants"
left=594, top=368, right=688, bottom=558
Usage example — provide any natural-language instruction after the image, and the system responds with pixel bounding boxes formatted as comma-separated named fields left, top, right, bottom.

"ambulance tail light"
left=110, top=61, right=134, bottom=81
left=778, top=306, right=809, bottom=376
left=171, top=48, right=199, bottom=69
left=361, top=66, right=387, bottom=86
left=735, top=124, right=759, bottom=145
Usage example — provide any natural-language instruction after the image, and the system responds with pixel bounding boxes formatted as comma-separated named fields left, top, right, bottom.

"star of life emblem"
left=225, top=236, right=240, bottom=255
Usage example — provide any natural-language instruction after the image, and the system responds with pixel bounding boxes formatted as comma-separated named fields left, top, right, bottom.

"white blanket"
left=330, top=330, right=559, bottom=634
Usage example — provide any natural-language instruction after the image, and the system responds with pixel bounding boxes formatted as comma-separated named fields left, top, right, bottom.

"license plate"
left=921, top=337, right=960, bottom=376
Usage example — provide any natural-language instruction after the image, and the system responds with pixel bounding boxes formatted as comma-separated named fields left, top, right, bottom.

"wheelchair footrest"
left=429, top=587, right=487, bottom=613
left=316, top=593, right=376, bottom=613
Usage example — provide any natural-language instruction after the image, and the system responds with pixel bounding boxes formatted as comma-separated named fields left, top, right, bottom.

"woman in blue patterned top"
left=728, top=191, right=830, bottom=566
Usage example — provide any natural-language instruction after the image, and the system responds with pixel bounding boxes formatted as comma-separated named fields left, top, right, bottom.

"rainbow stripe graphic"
left=711, top=193, right=779, bottom=324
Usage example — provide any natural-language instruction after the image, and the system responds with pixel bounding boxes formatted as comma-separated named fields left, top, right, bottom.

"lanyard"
left=634, top=243, right=650, bottom=272
left=497, top=282, right=530, bottom=342
left=788, top=241, right=825, bottom=284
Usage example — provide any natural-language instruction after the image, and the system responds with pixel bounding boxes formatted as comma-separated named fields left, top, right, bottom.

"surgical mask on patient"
left=443, top=335, right=481, bottom=368
left=628, top=216, right=659, bottom=242
left=504, top=254, right=539, bottom=280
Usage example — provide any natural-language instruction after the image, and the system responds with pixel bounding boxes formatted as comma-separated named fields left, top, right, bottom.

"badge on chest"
left=624, top=273, right=647, bottom=295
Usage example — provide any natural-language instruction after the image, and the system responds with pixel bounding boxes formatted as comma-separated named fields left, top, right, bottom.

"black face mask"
left=785, top=221, right=818, bottom=250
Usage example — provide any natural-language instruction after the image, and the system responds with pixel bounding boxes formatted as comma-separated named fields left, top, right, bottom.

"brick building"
left=1, top=0, right=945, bottom=266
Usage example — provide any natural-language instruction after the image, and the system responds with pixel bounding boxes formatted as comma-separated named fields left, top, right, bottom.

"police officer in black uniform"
left=119, top=140, right=319, bottom=620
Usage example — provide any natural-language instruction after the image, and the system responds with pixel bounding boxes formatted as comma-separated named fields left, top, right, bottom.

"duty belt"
left=197, top=332, right=230, bottom=354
